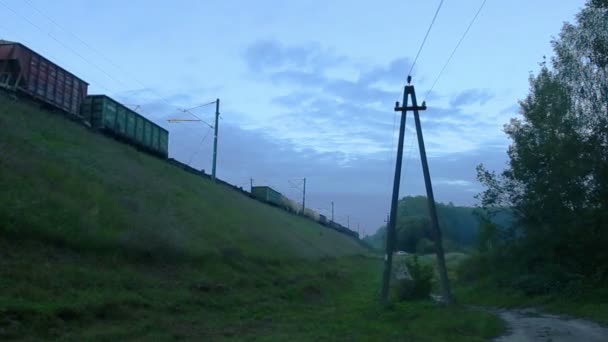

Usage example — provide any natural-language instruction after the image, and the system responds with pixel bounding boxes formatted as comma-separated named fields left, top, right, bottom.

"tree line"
left=364, top=196, right=511, bottom=253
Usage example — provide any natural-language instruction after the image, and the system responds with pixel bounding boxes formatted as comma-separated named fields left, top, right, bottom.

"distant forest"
left=363, top=196, right=511, bottom=253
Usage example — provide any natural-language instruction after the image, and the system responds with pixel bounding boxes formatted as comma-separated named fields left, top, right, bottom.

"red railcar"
left=0, top=40, right=88, bottom=117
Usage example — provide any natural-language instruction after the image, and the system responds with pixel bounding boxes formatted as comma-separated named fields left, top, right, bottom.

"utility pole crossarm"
left=394, top=101, right=427, bottom=112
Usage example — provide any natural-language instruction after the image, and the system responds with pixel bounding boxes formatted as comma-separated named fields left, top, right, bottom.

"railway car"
left=0, top=40, right=88, bottom=117
left=81, top=95, right=168, bottom=158
left=319, top=215, right=328, bottom=225
left=251, top=186, right=284, bottom=206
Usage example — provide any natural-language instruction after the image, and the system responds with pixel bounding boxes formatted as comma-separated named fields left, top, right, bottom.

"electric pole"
left=380, top=80, right=412, bottom=306
left=250, top=178, right=253, bottom=192
left=347, top=215, right=350, bottom=229
left=379, top=77, right=453, bottom=305
left=212, top=98, right=220, bottom=181
left=412, top=87, right=453, bottom=305
left=302, top=178, right=306, bottom=214
left=166, top=99, right=219, bottom=176
left=331, top=201, right=335, bottom=222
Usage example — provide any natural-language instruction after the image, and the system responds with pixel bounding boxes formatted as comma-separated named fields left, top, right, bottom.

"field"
left=0, top=94, right=504, bottom=340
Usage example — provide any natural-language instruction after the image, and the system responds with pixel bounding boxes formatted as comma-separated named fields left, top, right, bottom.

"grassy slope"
left=0, top=95, right=504, bottom=340
left=0, top=95, right=364, bottom=260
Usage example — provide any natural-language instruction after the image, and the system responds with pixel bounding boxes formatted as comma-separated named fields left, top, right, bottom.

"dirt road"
left=495, top=308, right=608, bottom=342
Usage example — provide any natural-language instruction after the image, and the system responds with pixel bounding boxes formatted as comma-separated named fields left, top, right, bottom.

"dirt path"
left=494, top=308, right=608, bottom=342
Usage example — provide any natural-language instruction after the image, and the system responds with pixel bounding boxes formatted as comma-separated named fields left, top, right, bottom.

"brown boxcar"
left=0, top=40, right=88, bottom=117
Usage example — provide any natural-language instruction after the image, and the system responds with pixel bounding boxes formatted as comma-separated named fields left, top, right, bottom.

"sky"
left=0, top=0, right=587, bottom=236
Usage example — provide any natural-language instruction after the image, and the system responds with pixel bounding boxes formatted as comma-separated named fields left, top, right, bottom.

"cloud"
left=434, top=179, right=475, bottom=187
left=358, top=58, right=411, bottom=86
left=500, top=103, right=520, bottom=116
left=119, top=86, right=510, bottom=235
left=244, top=39, right=347, bottom=73
left=270, top=70, right=327, bottom=87
left=450, top=89, right=494, bottom=107
left=239, top=40, right=512, bottom=160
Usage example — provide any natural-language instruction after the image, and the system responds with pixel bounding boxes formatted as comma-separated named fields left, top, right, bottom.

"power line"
left=0, top=1, right=131, bottom=92
left=183, top=101, right=218, bottom=112
left=21, top=0, right=191, bottom=113
left=177, top=109, right=214, bottom=128
left=424, top=0, right=488, bottom=101
left=5, top=0, right=212, bottom=132
left=12, top=0, right=217, bottom=165
left=407, top=0, right=445, bottom=78
left=0, top=4, right=120, bottom=98
left=187, top=127, right=214, bottom=166
left=402, top=129, right=417, bottom=176
left=176, top=101, right=218, bottom=128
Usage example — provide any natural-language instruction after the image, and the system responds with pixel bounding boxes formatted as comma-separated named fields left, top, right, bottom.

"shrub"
left=396, top=256, right=433, bottom=301
left=415, top=238, right=435, bottom=254
left=455, top=253, right=491, bottom=283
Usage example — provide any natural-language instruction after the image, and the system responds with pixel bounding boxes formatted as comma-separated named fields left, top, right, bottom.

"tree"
left=476, top=0, right=608, bottom=282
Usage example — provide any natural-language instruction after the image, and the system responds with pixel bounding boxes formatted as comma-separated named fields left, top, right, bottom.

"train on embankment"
left=0, top=39, right=360, bottom=241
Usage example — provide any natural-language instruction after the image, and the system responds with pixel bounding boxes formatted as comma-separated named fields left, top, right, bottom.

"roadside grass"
left=455, top=279, right=608, bottom=325
left=0, top=237, right=504, bottom=341
left=422, top=251, right=608, bottom=325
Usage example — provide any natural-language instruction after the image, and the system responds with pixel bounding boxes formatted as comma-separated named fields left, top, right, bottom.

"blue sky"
left=0, top=0, right=586, bottom=235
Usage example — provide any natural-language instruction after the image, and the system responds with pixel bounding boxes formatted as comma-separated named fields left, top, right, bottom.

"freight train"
left=0, top=39, right=359, bottom=240
left=251, top=186, right=359, bottom=239
left=0, top=40, right=168, bottom=158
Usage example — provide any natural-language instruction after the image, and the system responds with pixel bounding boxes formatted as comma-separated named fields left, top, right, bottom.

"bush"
left=396, top=256, right=433, bottom=301
left=455, top=253, right=491, bottom=283
left=510, top=274, right=556, bottom=296
left=415, top=238, right=435, bottom=254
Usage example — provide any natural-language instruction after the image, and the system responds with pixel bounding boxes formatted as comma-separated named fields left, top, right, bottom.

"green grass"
left=0, top=237, right=504, bottom=341
left=455, top=279, right=608, bottom=325
left=0, top=94, right=364, bottom=260
left=441, top=252, right=608, bottom=325
left=0, top=94, right=505, bottom=340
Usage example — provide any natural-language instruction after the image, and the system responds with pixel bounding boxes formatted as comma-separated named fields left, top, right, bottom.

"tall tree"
left=476, top=0, right=608, bottom=280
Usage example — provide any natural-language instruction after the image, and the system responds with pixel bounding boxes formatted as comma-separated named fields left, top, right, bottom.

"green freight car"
left=81, top=95, right=168, bottom=158
left=251, top=186, right=284, bottom=206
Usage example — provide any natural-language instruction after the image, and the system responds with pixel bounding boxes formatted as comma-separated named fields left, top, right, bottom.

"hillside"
left=0, top=94, right=504, bottom=340
left=0, top=93, right=364, bottom=260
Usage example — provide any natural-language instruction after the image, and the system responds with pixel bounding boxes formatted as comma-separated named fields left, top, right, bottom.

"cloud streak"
left=241, top=39, right=510, bottom=160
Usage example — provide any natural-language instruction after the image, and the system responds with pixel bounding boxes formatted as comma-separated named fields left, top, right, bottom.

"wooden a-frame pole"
left=380, top=79, right=453, bottom=305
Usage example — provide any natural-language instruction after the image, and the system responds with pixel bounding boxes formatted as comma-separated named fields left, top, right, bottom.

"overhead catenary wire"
left=0, top=1, right=132, bottom=93
left=390, top=0, right=444, bottom=203
left=0, top=9, right=120, bottom=99
left=423, top=0, right=488, bottom=101
left=5, top=2, right=214, bottom=173
left=176, top=101, right=218, bottom=128
left=407, top=0, right=445, bottom=78
left=187, top=126, right=214, bottom=166
left=177, top=109, right=215, bottom=128
left=4, top=0, right=212, bottom=130
left=182, top=101, right=218, bottom=112
left=21, top=0, right=199, bottom=114
left=402, top=129, right=417, bottom=176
